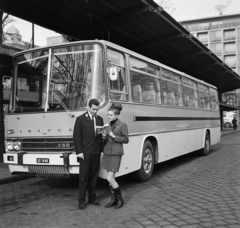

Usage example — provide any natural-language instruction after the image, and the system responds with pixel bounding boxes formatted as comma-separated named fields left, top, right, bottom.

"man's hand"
left=77, top=153, right=84, bottom=160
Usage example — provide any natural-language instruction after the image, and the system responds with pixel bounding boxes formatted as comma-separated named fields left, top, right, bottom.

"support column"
left=0, top=54, right=12, bottom=162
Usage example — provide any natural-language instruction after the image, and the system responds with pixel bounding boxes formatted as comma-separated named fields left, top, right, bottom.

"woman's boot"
left=114, top=187, right=124, bottom=209
left=105, top=185, right=117, bottom=208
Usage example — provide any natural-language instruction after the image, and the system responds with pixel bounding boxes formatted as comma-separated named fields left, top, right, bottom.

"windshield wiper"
left=52, top=92, right=75, bottom=117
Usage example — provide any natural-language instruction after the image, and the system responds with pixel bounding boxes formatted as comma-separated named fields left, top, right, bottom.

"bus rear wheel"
left=134, top=140, right=154, bottom=182
left=199, top=132, right=210, bottom=156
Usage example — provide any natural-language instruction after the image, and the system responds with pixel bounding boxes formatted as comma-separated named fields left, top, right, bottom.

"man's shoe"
left=89, top=200, right=101, bottom=206
left=79, top=203, right=87, bottom=210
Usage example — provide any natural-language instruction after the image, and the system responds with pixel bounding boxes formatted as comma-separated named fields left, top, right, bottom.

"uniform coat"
left=73, top=112, right=104, bottom=204
left=73, top=112, right=104, bottom=155
left=103, top=119, right=129, bottom=156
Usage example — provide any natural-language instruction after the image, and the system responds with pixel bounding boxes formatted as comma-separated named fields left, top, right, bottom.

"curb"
left=221, top=129, right=240, bottom=137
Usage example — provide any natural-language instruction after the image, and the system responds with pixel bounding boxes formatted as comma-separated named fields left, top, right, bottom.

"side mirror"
left=108, top=66, right=118, bottom=81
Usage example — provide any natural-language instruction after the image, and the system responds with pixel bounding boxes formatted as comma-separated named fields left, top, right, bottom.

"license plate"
left=36, top=158, right=49, bottom=163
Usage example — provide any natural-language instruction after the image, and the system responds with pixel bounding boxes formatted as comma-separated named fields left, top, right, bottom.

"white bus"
left=4, top=40, right=220, bottom=181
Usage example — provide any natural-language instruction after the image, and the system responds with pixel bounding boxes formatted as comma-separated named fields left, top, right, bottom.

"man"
left=232, top=116, right=238, bottom=130
left=73, top=98, right=104, bottom=210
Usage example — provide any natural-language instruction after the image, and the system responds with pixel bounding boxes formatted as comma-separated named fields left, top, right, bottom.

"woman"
left=101, top=103, right=129, bottom=209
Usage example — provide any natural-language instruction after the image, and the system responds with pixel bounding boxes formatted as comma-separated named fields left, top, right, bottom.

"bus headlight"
left=6, top=141, right=14, bottom=151
left=13, top=141, right=22, bottom=151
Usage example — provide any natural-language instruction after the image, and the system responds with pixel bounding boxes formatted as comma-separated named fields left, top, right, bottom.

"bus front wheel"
left=134, top=140, right=154, bottom=182
left=199, top=132, right=210, bottom=156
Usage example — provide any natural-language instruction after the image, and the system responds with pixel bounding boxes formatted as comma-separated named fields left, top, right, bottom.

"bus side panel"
left=210, top=127, right=221, bottom=145
left=174, top=130, right=196, bottom=157
left=157, top=132, right=174, bottom=162
left=195, top=128, right=206, bottom=150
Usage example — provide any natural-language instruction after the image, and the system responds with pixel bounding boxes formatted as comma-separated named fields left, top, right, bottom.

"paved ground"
left=0, top=129, right=240, bottom=228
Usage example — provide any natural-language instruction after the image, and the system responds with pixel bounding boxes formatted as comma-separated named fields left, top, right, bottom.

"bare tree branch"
left=1, top=12, right=15, bottom=44
left=154, top=0, right=176, bottom=15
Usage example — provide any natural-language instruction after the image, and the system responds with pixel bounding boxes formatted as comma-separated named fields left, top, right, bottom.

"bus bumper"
left=3, top=152, right=79, bottom=176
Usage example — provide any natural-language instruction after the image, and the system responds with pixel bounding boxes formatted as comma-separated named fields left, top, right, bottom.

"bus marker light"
left=7, top=156, right=14, bottom=161
left=7, top=129, right=14, bottom=134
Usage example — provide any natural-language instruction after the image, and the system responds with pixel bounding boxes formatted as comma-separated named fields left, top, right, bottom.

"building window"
left=224, top=42, right=236, bottom=54
left=199, top=22, right=209, bottom=30
left=238, top=40, right=240, bottom=52
left=224, top=55, right=236, bottom=66
left=210, top=42, right=222, bottom=54
left=224, top=29, right=236, bottom=41
left=237, top=28, right=240, bottom=40
left=197, top=32, right=208, bottom=43
left=210, top=30, right=222, bottom=42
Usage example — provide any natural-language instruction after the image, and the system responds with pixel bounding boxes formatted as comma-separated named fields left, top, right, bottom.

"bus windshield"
left=13, top=44, right=105, bottom=113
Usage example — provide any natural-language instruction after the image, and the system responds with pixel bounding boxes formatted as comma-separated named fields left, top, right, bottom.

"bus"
left=3, top=40, right=220, bottom=181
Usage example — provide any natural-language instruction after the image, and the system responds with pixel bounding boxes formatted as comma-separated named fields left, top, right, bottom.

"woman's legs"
left=105, top=171, right=118, bottom=208
left=107, top=171, right=118, bottom=189
left=106, top=171, right=124, bottom=209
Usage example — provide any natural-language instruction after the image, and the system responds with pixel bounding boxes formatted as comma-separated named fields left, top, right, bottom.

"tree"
left=154, top=0, right=176, bottom=15
left=0, top=11, right=15, bottom=44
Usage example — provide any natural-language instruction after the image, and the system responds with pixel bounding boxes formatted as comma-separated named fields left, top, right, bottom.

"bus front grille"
left=21, top=138, right=74, bottom=152
left=28, top=165, right=69, bottom=175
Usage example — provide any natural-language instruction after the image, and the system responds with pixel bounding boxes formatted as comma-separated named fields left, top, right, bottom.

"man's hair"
left=88, top=99, right=100, bottom=107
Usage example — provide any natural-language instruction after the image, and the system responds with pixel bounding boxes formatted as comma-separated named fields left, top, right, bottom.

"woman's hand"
left=108, top=130, right=115, bottom=138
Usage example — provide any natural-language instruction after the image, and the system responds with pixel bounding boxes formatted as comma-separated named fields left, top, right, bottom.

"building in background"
left=46, top=35, right=68, bottom=46
left=180, top=13, right=240, bottom=125
left=3, top=24, right=26, bottom=50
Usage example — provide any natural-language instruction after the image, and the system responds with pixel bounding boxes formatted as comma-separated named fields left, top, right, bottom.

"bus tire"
left=134, top=140, right=154, bottom=182
left=199, top=132, right=210, bottom=156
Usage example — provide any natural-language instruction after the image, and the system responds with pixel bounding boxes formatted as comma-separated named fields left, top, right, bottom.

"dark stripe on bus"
left=135, top=117, right=220, bottom=121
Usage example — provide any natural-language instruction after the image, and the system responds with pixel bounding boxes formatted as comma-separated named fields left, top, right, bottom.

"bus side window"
left=209, top=88, right=219, bottom=111
left=109, top=66, right=128, bottom=101
left=132, top=84, right=142, bottom=102
left=142, top=79, right=156, bottom=103
left=154, top=78, right=161, bottom=104
left=107, top=49, right=128, bottom=101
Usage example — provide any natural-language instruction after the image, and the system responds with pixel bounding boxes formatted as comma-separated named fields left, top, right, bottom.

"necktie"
left=92, top=116, right=96, bottom=135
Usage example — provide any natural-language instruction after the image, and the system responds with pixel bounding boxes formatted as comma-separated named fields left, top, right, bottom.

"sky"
left=169, top=0, right=240, bottom=21
left=4, top=0, right=240, bottom=47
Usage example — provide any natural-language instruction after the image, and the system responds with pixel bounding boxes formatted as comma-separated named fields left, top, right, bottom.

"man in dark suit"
left=73, top=98, right=104, bottom=210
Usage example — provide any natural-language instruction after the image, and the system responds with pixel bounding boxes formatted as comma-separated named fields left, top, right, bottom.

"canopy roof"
left=1, top=0, right=240, bottom=93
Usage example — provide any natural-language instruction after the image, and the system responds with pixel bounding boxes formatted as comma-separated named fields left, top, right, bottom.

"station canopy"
left=1, top=0, right=240, bottom=94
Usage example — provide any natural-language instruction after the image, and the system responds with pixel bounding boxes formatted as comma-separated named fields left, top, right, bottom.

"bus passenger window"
left=209, top=88, right=219, bottom=111
left=183, top=93, right=189, bottom=107
left=107, top=49, right=128, bottom=101
left=163, top=91, right=167, bottom=105
left=142, top=80, right=156, bottom=103
left=166, top=91, right=175, bottom=105
left=182, top=78, right=198, bottom=108
left=175, top=92, right=183, bottom=106
left=132, top=85, right=142, bottom=102
left=108, top=66, right=127, bottom=101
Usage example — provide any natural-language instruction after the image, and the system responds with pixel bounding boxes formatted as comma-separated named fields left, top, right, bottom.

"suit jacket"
left=73, top=112, right=104, bottom=155
left=103, top=119, right=129, bottom=156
